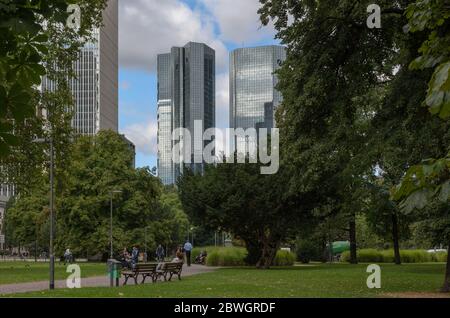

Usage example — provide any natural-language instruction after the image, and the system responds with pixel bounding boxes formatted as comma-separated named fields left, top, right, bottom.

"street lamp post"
left=109, top=190, right=122, bottom=260
left=33, top=137, right=54, bottom=290
left=144, top=227, right=147, bottom=262
left=109, top=190, right=122, bottom=287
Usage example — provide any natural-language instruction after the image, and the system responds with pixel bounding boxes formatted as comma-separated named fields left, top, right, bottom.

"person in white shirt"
left=183, top=241, right=193, bottom=266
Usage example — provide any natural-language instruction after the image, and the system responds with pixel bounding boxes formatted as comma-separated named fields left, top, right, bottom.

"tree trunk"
left=441, top=242, right=450, bottom=293
left=256, top=234, right=279, bottom=269
left=391, top=213, right=401, bottom=265
left=349, top=215, right=357, bottom=264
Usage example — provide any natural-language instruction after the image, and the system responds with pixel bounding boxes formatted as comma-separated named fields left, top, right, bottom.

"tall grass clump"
left=340, top=249, right=447, bottom=263
left=272, top=250, right=296, bottom=266
left=191, top=247, right=296, bottom=266
left=191, top=246, right=247, bottom=266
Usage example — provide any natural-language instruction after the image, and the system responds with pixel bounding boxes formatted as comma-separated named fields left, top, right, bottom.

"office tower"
left=230, top=45, right=286, bottom=132
left=157, top=42, right=216, bottom=185
left=42, top=0, right=119, bottom=135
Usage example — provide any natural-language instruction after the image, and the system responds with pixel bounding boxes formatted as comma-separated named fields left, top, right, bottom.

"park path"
left=0, top=264, right=217, bottom=296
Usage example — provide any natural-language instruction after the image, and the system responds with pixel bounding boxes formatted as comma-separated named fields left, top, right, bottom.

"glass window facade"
left=157, top=42, right=215, bottom=185
left=41, top=0, right=118, bottom=136
left=230, top=45, right=286, bottom=151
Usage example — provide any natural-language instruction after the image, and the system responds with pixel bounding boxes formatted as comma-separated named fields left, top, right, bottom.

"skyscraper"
left=42, top=0, right=119, bottom=135
left=157, top=42, right=216, bottom=185
left=230, top=45, right=286, bottom=132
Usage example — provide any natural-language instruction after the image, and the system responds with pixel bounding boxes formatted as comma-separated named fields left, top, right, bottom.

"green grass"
left=0, top=262, right=107, bottom=285
left=6, top=263, right=449, bottom=298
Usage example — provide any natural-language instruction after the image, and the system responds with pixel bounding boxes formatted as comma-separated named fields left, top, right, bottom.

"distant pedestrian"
left=64, top=248, right=73, bottom=265
left=184, top=241, right=193, bottom=266
left=131, top=245, right=139, bottom=269
left=156, top=244, right=165, bottom=262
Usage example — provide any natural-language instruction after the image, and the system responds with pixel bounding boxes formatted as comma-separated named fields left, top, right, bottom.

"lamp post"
left=144, top=226, right=148, bottom=262
left=32, top=137, right=54, bottom=290
left=109, top=190, right=122, bottom=287
left=109, top=190, right=122, bottom=260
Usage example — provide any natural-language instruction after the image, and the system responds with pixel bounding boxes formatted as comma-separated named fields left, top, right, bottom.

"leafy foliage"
left=0, top=0, right=107, bottom=155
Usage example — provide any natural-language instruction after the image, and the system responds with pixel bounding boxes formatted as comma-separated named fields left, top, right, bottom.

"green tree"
left=178, top=162, right=312, bottom=269
left=392, top=0, right=450, bottom=292
left=258, top=0, right=405, bottom=264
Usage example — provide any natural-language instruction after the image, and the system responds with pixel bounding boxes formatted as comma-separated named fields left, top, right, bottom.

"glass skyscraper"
left=230, top=45, right=286, bottom=134
left=42, top=0, right=119, bottom=135
left=157, top=42, right=216, bottom=185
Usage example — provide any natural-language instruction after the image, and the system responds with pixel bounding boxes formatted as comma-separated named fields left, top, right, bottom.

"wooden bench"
left=156, top=262, right=183, bottom=282
left=122, top=263, right=158, bottom=285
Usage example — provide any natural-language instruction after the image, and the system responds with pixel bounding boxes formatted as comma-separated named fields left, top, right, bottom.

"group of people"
left=119, top=241, right=197, bottom=269
left=120, top=245, right=140, bottom=269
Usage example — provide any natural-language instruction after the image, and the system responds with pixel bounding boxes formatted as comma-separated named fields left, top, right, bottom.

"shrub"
left=273, top=250, right=296, bottom=266
left=191, top=246, right=247, bottom=266
left=296, top=240, right=319, bottom=264
left=340, top=249, right=447, bottom=263
left=191, top=247, right=296, bottom=266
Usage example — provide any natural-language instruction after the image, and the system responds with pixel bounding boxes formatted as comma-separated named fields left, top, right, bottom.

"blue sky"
left=117, top=0, right=280, bottom=168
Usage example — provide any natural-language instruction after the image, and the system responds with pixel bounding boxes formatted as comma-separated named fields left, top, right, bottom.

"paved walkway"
left=0, top=264, right=217, bottom=296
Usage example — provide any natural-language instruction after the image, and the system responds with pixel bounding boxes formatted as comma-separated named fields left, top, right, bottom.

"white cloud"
left=119, top=0, right=228, bottom=71
left=200, top=0, right=276, bottom=44
left=122, top=121, right=158, bottom=156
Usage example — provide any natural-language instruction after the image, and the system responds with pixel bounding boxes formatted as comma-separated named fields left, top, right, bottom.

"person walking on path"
left=184, top=241, right=193, bottom=266
left=156, top=244, right=165, bottom=262
left=131, top=245, right=139, bottom=269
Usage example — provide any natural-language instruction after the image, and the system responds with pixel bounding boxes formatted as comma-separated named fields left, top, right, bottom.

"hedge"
left=191, top=247, right=296, bottom=266
left=340, top=249, right=448, bottom=263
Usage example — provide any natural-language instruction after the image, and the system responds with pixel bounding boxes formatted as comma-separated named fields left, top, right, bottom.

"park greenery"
left=4, top=131, right=189, bottom=259
left=5, top=263, right=449, bottom=298
left=1, top=0, right=450, bottom=297
left=175, top=0, right=450, bottom=293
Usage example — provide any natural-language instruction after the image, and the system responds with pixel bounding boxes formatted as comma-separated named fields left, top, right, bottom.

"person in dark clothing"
left=155, top=244, right=165, bottom=262
left=131, top=246, right=139, bottom=269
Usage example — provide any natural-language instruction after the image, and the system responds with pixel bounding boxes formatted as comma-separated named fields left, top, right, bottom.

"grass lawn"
left=0, top=262, right=106, bottom=285
left=6, top=263, right=450, bottom=298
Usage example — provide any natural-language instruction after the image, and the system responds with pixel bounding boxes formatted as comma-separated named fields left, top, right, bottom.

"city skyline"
left=118, top=0, right=280, bottom=169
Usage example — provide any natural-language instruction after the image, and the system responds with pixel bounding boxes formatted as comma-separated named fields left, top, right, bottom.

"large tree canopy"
left=178, top=162, right=314, bottom=268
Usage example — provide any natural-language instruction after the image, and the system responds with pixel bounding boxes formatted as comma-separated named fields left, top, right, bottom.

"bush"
left=191, top=247, right=296, bottom=266
left=191, top=246, right=247, bottom=266
left=340, top=249, right=447, bottom=263
left=296, top=240, right=318, bottom=264
left=272, top=250, right=296, bottom=266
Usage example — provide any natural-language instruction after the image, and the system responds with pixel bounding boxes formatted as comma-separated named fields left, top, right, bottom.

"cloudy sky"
left=118, top=0, right=280, bottom=168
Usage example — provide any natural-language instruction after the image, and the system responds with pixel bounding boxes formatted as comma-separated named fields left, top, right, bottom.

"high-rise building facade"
left=157, top=42, right=216, bottom=185
left=42, top=0, right=119, bottom=135
left=230, top=45, right=286, bottom=132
